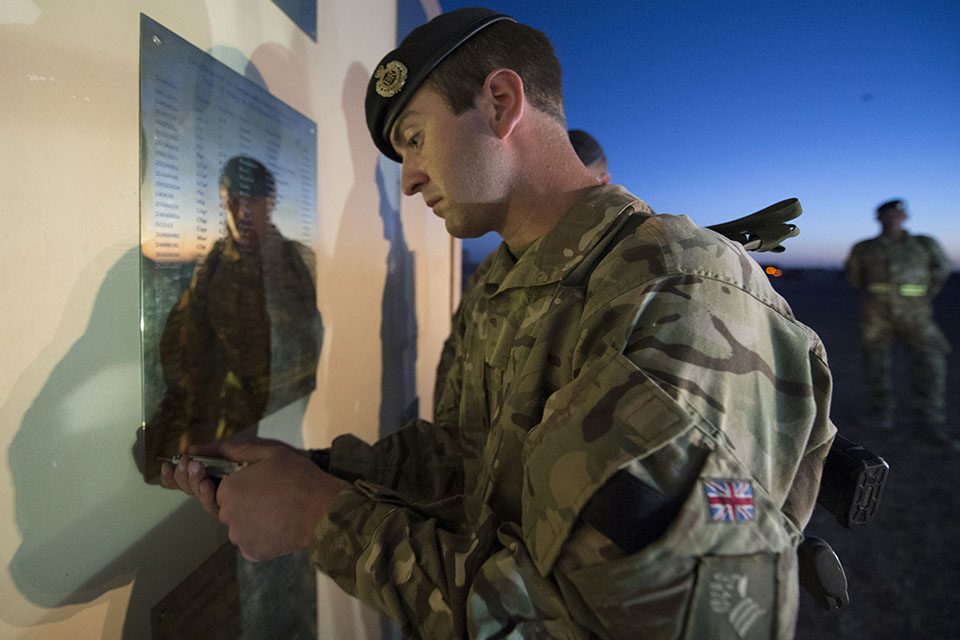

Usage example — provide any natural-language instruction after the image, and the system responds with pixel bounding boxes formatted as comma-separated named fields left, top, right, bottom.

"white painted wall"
left=0, top=1, right=455, bottom=637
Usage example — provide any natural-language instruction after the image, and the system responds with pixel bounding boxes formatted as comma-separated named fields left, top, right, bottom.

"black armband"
left=581, top=469, right=683, bottom=554
left=308, top=448, right=330, bottom=472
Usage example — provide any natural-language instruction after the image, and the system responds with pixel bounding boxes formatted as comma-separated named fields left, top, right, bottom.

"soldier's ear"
left=482, top=68, right=524, bottom=140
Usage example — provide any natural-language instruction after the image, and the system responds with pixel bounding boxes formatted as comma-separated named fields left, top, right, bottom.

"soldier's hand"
left=158, top=431, right=272, bottom=515
left=159, top=439, right=227, bottom=517
left=213, top=439, right=350, bottom=562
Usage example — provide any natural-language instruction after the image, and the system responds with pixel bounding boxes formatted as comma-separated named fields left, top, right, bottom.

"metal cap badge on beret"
left=365, top=7, right=516, bottom=162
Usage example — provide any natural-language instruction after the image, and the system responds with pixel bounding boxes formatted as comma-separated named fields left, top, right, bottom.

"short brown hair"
left=424, top=21, right=565, bottom=125
left=219, top=156, right=276, bottom=197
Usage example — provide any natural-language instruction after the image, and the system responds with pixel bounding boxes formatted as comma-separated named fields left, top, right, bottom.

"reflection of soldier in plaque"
left=145, top=156, right=321, bottom=469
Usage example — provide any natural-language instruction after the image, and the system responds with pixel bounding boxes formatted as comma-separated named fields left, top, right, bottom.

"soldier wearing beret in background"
left=845, top=199, right=954, bottom=447
left=568, top=129, right=610, bottom=185
left=163, top=8, right=837, bottom=639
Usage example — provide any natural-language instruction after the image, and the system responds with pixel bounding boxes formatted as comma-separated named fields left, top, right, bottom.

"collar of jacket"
left=481, top=185, right=647, bottom=295
left=221, top=224, right=284, bottom=262
left=874, top=229, right=912, bottom=245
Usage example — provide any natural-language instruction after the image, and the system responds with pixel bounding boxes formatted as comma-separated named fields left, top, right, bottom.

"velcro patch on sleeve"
left=684, top=553, right=777, bottom=640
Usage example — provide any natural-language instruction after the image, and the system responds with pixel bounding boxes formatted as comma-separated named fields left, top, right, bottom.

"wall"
left=0, top=1, right=454, bottom=638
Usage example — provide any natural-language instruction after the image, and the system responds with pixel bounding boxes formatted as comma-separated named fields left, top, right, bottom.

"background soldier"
left=568, top=128, right=610, bottom=184
left=845, top=199, right=954, bottom=446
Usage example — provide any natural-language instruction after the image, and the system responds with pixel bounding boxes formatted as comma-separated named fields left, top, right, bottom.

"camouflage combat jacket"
left=312, top=185, right=836, bottom=639
left=844, top=230, right=950, bottom=320
left=147, top=231, right=320, bottom=459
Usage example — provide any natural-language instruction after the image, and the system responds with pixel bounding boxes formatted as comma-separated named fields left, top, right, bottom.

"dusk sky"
left=440, top=0, right=960, bottom=269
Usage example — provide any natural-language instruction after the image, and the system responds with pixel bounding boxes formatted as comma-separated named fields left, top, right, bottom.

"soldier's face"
left=222, top=188, right=274, bottom=248
left=878, top=208, right=906, bottom=229
left=390, top=88, right=512, bottom=239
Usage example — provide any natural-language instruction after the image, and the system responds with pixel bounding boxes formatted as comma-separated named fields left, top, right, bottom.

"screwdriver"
left=156, top=454, right=247, bottom=480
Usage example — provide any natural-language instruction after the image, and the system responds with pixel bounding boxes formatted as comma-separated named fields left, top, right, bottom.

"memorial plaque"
left=139, top=14, right=320, bottom=480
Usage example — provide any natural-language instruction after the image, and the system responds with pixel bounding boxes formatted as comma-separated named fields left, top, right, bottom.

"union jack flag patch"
left=703, top=479, right=755, bottom=522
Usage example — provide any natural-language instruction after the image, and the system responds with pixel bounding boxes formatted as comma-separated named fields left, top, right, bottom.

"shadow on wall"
left=3, top=246, right=226, bottom=638
left=208, top=45, right=269, bottom=90
left=305, top=58, right=390, bottom=640
left=308, top=57, right=421, bottom=640
left=377, top=154, right=419, bottom=438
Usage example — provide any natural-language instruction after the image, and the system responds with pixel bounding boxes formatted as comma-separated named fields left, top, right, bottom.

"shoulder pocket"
left=522, top=348, right=696, bottom=575
left=683, top=553, right=779, bottom=640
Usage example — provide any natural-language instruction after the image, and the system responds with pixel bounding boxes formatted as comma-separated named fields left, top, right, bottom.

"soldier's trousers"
left=860, top=300, right=950, bottom=428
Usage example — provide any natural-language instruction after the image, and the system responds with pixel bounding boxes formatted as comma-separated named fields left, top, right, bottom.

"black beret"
left=220, top=156, right=276, bottom=197
left=877, top=199, right=906, bottom=214
left=568, top=129, right=605, bottom=166
left=365, top=7, right=516, bottom=162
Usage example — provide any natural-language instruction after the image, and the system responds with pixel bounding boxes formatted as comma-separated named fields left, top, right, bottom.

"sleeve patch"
left=703, top=479, right=755, bottom=522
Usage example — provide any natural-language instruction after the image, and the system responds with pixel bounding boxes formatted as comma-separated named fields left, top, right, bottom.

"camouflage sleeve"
left=311, top=483, right=503, bottom=638
left=326, top=420, right=466, bottom=502
left=291, top=239, right=318, bottom=289
left=844, top=242, right=864, bottom=289
left=144, top=290, right=192, bottom=458
left=147, top=254, right=220, bottom=457
left=922, top=235, right=951, bottom=296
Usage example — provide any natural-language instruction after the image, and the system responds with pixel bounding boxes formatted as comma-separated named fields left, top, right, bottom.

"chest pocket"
left=481, top=287, right=550, bottom=424
left=482, top=307, right=518, bottom=426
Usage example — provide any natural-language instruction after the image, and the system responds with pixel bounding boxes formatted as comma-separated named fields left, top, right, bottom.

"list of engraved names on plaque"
left=140, top=14, right=317, bottom=264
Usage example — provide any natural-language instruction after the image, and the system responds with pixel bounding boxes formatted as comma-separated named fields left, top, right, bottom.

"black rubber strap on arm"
left=580, top=469, right=684, bottom=554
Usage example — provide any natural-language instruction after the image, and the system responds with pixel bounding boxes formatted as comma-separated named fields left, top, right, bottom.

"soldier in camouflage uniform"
left=163, top=9, right=835, bottom=639
left=146, top=156, right=321, bottom=468
left=845, top=199, right=953, bottom=442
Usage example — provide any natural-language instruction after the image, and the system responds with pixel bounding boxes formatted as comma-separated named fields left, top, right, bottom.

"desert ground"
left=776, top=269, right=960, bottom=640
